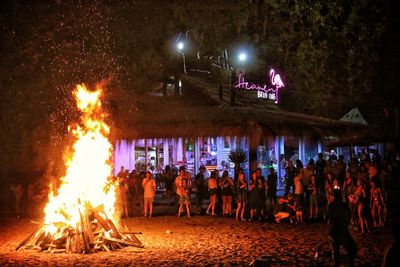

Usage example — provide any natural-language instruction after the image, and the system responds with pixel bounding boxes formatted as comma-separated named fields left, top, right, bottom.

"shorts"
left=180, top=195, right=190, bottom=204
left=144, top=197, right=154, bottom=203
left=221, top=187, right=233, bottom=196
left=209, top=188, right=217, bottom=195
left=310, top=194, right=318, bottom=206
left=237, top=192, right=248, bottom=204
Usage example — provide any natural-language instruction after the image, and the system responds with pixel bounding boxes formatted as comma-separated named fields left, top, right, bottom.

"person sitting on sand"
left=274, top=194, right=295, bottom=223
left=178, top=178, right=191, bottom=218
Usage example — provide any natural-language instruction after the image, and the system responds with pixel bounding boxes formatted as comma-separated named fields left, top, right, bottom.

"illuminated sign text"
left=235, top=69, right=285, bottom=104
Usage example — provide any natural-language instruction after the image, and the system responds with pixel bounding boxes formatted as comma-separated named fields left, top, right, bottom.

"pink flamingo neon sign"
left=235, top=68, right=285, bottom=104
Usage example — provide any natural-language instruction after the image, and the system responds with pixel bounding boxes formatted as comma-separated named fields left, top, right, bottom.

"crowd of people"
left=111, top=149, right=400, bottom=266
left=4, top=147, right=397, bottom=266
left=115, top=149, right=392, bottom=234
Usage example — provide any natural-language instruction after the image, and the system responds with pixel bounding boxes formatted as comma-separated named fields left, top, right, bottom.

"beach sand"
left=0, top=214, right=392, bottom=266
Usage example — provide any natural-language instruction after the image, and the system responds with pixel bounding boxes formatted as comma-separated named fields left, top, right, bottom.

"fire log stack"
left=17, top=207, right=143, bottom=254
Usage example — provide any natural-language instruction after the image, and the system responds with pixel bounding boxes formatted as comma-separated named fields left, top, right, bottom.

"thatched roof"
left=112, top=74, right=369, bottom=140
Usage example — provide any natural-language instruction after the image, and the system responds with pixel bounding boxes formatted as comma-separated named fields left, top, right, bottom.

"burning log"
left=107, top=219, right=122, bottom=239
left=103, top=236, right=144, bottom=248
left=94, top=210, right=111, bottom=231
left=17, top=210, right=143, bottom=253
left=15, top=225, right=42, bottom=251
left=17, top=85, right=143, bottom=253
left=121, top=231, right=142, bottom=235
left=78, top=208, right=93, bottom=253
left=50, top=249, right=67, bottom=253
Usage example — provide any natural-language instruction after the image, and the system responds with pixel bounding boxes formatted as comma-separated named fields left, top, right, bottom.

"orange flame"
left=44, top=84, right=116, bottom=237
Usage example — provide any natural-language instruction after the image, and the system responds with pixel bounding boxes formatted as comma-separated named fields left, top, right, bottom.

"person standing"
left=266, top=167, right=278, bottom=215
left=315, top=153, right=327, bottom=195
left=128, top=170, right=137, bottom=216
left=220, top=170, right=234, bottom=216
left=163, top=165, right=174, bottom=205
left=308, top=175, right=318, bottom=220
left=293, top=167, right=304, bottom=208
left=178, top=178, right=191, bottom=218
left=136, top=171, right=145, bottom=208
left=235, top=171, right=248, bottom=221
left=174, top=167, right=186, bottom=208
left=194, top=166, right=207, bottom=214
left=326, top=173, right=339, bottom=204
left=370, top=180, right=385, bottom=228
left=117, top=170, right=129, bottom=218
left=303, top=161, right=314, bottom=218
left=117, top=166, right=126, bottom=179
left=328, top=188, right=357, bottom=267
left=256, top=168, right=266, bottom=219
left=142, top=171, right=156, bottom=217
left=354, top=179, right=370, bottom=234
left=285, top=160, right=297, bottom=195
left=206, top=170, right=218, bottom=216
left=248, top=171, right=262, bottom=221
left=335, top=155, right=347, bottom=185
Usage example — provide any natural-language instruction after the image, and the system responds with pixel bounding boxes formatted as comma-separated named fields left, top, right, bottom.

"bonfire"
left=18, top=84, right=142, bottom=253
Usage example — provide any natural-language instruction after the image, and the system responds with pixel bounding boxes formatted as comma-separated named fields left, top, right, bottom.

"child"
left=178, top=178, right=191, bottom=218
left=308, top=175, right=318, bottom=220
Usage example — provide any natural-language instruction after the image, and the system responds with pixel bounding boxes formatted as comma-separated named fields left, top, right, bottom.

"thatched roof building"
left=113, top=74, right=367, bottom=141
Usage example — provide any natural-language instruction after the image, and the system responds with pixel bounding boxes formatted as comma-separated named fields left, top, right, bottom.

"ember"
left=18, top=84, right=142, bottom=253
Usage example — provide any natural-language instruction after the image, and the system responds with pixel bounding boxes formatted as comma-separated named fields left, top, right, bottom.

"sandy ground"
left=0, top=208, right=393, bottom=267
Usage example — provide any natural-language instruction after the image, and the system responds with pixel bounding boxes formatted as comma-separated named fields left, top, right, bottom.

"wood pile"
left=16, top=206, right=143, bottom=253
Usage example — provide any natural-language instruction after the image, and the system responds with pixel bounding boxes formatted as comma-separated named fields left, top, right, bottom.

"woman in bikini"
left=370, top=180, right=385, bottom=227
left=354, top=179, right=370, bottom=234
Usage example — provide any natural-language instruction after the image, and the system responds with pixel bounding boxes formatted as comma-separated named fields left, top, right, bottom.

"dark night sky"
left=0, top=0, right=399, bottom=182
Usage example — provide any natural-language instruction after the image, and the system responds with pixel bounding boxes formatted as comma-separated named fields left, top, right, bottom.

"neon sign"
left=235, top=68, right=285, bottom=104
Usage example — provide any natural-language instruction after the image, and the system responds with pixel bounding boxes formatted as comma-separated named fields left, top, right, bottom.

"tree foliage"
left=0, top=0, right=395, bottom=182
